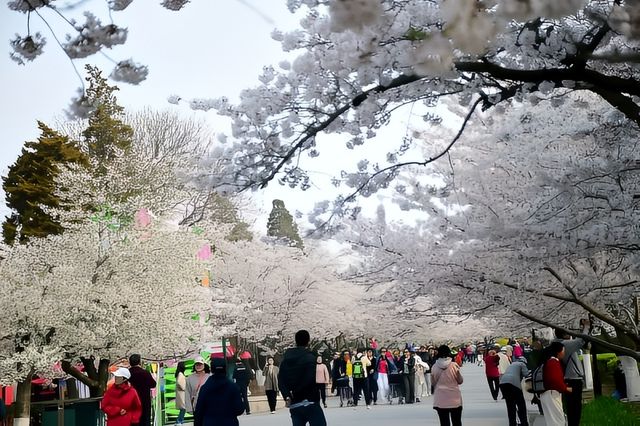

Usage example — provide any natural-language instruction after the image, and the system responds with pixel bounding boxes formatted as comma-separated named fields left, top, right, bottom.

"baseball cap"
left=113, top=367, right=131, bottom=379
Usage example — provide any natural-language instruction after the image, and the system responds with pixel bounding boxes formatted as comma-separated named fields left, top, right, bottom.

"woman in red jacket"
left=540, top=342, right=573, bottom=426
left=484, top=349, right=501, bottom=401
left=101, top=368, right=142, bottom=426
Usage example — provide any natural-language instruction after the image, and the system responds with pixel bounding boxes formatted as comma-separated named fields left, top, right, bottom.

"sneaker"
left=366, top=405, right=371, bottom=410
left=416, top=398, right=421, bottom=402
left=323, top=404, right=327, bottom=408
left=271, top=411, right=275, bottom=414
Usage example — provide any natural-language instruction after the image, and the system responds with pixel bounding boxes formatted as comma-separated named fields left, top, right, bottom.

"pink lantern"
left=196, top=244, right=212, bottom=261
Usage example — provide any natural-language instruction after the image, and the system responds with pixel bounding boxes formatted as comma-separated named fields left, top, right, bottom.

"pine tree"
left=2, top=122, right=86, bottom=245
left=81, top=65, right=133, bottom=169
left=266, top=199, right=304, bottom=249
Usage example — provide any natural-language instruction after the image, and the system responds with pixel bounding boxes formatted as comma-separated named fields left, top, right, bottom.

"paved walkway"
left=233, top=363, right=514, bottom=425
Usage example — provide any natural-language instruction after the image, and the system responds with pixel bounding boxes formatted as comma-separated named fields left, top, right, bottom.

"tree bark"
left=13, top=371, right=33, bottom=426
left=60, top=357, right=110, bottom=397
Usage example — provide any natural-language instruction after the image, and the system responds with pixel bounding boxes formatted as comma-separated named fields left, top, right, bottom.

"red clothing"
left=543, top=358, right=569, bottom=393
left=378, top=358, right=389, bottom=374
left=101, top=382, right=142, bottom=426
left=485, top=354, right=500, bottom=378
left=455, top=352, right=463, bottom=366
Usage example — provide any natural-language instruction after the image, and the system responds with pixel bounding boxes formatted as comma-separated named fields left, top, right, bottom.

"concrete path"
left=232, top=363, right=515, bottom=425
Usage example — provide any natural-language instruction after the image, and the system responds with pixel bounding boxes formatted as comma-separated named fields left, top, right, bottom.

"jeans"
left=563, top=379, right=583, bottom=426
left=435, top=406, right=462, bottom=426
left=487, top=376, right=500, bottom=400
left=367, top=375, right=378, bottom=403
left=290, top=403, right=327, bottom=426
left=499, top=383, right=528, bottom=426
left=266, top=389, right=278, bottom=412
left=176, top=408, right=186, bottom=424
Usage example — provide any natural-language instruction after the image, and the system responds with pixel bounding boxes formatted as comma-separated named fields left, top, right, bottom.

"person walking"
left=279, top=330, right=327, bottom=426
left=101, top=368, right=142, bottom=426
left=414, top=352, right=430, bottom=401
left=554, top=321, right=589, bottom=426
left=233, top=356, right=253, bottom=415
left=401, top=348, right=417, bottom=403
left=352, top=352, right=371, bottom=408
left=432, top=345, right=464, bottom=426
left=499, top=357, right=529, bottom=426
left=376, top=349, right=391, bottom=402
left=194, top=358, right=245, bottom=426
left=174, top=362, right=187, bottom=425
left=365, top=349, right=379, bottom=405
left=540, top=342, right=573, bottom=426
left=186, top=356, right=211, bottom=415
left=128, top=354, right=156, bottom=426
left=264, top=357, right=280, bottom=413
left=484, top=349, right=501, bottom=401
left=315, top=356, right=330, bottom=408
left=330, top=353, right=340, bottom=394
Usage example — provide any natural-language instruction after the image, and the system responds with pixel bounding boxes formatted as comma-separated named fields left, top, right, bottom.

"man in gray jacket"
left=554, top=320, right=590, bottom=426
left=499, top=357, right=529, bottom=426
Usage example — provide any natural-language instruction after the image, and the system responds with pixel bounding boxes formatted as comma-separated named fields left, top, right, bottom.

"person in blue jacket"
left=194, top=358, right=245, bottom=426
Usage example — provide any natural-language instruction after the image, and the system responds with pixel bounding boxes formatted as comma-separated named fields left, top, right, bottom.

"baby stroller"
left=388, top=373, right=404, bottom=404
left=335, top=376, right=353, bottom=407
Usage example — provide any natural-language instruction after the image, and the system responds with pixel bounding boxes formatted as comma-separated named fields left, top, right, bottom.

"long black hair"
left=175, top=361, right=186, bottom=378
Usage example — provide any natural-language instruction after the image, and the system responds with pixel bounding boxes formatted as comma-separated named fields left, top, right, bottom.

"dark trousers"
left=487, top=377, right=500, bottom=400
left=317, top=383, right=327, bottom=405
left=139, top=409, right=151, bottom=426
left=403, top=373, right=415, bottom=403
left=367, top=375, right=378, bottom=403
left=435, top=406, right=462, bottom=426
left=500, top=383, right=528, bottom=426
left=563, top=379, right=583, bottom=426
left=353, top=378, right=371, bottom=406
left=239, top=384, right=251, bottom=414
left=266, top=389, right=278, bottom=412
left=290, top=403, right=327, bottom=426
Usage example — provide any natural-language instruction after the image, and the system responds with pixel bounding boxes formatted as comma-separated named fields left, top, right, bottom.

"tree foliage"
left=2, top=122, right=86, bottom=245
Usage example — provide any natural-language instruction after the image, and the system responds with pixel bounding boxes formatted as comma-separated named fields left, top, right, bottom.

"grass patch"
left=581, top=397, right=639, bottom=425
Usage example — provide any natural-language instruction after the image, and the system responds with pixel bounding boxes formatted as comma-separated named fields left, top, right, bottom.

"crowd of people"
left=99, top=325, right=590, bottom=426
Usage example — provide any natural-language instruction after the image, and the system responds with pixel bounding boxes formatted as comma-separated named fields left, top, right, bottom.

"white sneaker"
left=366, top=405, right=371, bottom=409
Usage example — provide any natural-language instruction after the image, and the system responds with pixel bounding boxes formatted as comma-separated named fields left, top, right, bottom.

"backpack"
left=352, top=360, right=364, bottom=379
left=529, top=363, right=546, bottom=393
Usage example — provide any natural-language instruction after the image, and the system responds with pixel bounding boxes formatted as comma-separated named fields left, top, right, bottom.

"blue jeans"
left=290, top=403, right=326, bottom=426
left=176, top=408, right=186, bottom=423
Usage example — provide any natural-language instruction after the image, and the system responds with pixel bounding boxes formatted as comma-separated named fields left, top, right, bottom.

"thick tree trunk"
left=61, top=357, right=110, bottom=397
left=13, top=371, right=33, bottom=426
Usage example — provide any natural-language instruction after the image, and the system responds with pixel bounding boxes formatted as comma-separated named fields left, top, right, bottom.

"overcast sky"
left=0, top=1, right=433, bottom=231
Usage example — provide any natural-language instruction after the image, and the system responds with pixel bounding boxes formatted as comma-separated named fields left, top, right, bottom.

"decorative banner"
left=192, top=226, right=204, bottom=236
left=134, top=207, right=152, bottom=228
left=196, top=244, right=212, bottom=261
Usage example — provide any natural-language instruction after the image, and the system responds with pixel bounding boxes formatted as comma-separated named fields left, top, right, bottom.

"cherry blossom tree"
left=168, top=1, right=640, bottom=211
left=343, top=92, right=640, bottom=359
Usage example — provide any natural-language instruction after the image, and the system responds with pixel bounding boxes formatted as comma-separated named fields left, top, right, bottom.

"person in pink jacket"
left=316, top=356, right=331, bottom=408
left=432, top=345, right=464, bottom=426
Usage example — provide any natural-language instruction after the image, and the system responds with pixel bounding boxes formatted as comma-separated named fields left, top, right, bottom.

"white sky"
left=0, top=1, right=437, bottom=231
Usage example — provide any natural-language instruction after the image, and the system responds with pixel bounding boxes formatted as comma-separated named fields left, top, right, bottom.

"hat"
left=194, top=355, right=207, bottom=365
left=212, top=357, right=226, bottom=374
left=113, top=367, right=131, bottom=379
left=500, top=346, right=508, bottom=353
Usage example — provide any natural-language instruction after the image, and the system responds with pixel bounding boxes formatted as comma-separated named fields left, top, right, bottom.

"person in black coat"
left=128, top=354, right=156, bottom=426
left=195, top=358, right=244, bottom=426
left=279, top=330, right=327, bottom=426
left=233, top=358, right=252, bottom=415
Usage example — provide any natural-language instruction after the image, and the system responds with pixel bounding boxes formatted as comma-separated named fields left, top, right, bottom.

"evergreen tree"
left=266, top=199, right=303, bottom=249
left=81, top=65, right=133, bottom=169
left=2, top=122, right=86, bottom=245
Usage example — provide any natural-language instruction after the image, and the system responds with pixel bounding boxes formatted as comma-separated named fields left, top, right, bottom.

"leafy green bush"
left=581, top=397, right=639, bottom=425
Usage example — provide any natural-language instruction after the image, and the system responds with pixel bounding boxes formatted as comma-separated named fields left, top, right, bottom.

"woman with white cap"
left=186, top=356, right=211, bottom=415
left=101, top=367, right=142, bottom=426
